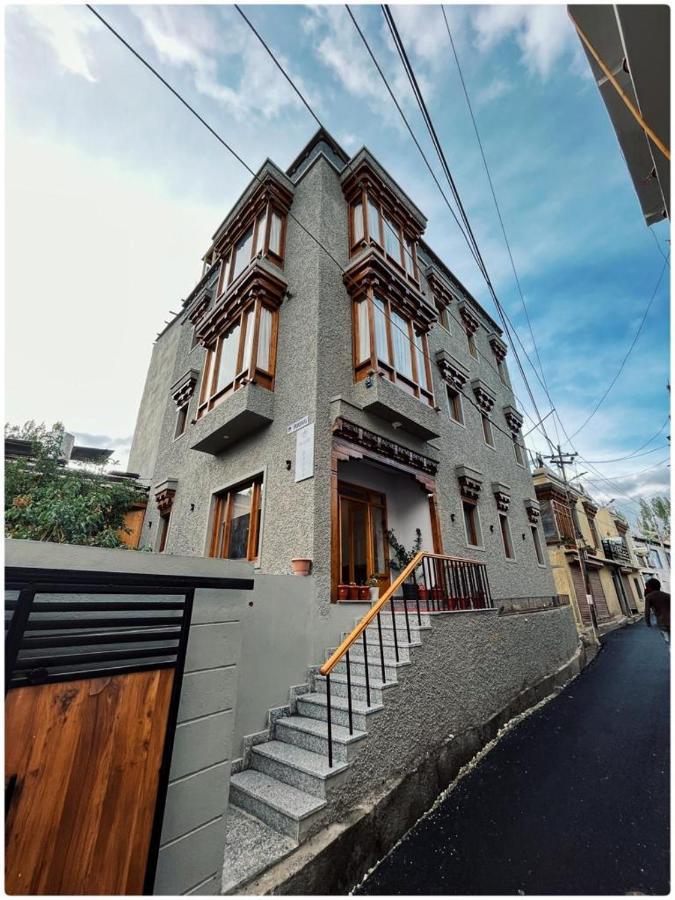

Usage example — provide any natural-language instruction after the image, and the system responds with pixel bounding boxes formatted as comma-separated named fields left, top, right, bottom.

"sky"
left=5, top=3, right=671, bottom=528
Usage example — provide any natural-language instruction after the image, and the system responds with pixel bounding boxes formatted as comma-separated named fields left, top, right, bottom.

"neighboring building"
left=631, top=533, right=671, bottom=595
left=128, top=128, right=555, bottom=610
left=533, top=466, right=642, bottom=630
left=568, top=5, right=669, bottom=225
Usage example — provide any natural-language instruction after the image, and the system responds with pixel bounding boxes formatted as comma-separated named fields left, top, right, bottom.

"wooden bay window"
left=197, top=299, right=278, bottom=418
left=217, top=202, right=287, bottom=297
left=350, top=189, right=419, bottom=284
left=353, top=290, right=434, bottom=407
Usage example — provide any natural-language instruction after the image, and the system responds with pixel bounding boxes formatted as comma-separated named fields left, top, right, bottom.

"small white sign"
left=586, top=594, right=594, bottom=605
left=295, top=424, right=315, bottom=483
left=287, top=416, right=309, bottom=435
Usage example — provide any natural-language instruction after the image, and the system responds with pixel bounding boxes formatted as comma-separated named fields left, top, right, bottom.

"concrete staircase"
left=223, top=613, right=431, bottom=892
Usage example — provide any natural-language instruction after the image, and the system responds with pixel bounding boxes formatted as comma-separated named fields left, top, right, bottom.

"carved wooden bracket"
left=171, top=369, right=200, bottom=408
left=333, top=417, right=438, bottom=476
left=503, top=404, right=524, bottom=433
left=458, top=300, right=480, bottom=335
left=471, top=378, right=496, bottom=415
left=492, top=482, right=511, bottom=513
left=456, top=465, right=483, bottom=502
left=525, top=498, right=541, bottom=525
left=489, top=333, right=508, bottom=362
left=436, top=349, right=469, bottom=391
left=154, top=479, right=178, bottom=516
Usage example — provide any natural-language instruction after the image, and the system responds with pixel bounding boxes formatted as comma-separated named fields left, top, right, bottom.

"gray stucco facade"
left=128, top=129, right=555, bottom=614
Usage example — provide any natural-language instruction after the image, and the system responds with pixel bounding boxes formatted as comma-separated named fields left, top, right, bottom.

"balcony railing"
left=602, top=538, right=633, bottom=566
left=318, top=552, right=492, bottom=767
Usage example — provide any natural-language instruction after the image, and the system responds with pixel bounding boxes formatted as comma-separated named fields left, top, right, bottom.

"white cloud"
left=20, top=6, right=98, bottom=82
left=476, top=77, right=513, bottom=105
left=471, top=5, right=578, bottom=80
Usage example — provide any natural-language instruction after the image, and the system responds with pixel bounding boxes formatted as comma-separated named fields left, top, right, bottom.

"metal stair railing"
left=319, top=551, right=492, bottom=766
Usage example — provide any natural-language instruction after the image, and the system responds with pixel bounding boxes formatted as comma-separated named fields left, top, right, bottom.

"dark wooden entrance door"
left=339, top=482, right=390, bottom=594
left=6, top=670, right=174, bottom=895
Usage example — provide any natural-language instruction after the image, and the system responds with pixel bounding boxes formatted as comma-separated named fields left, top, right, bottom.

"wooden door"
left=588, top=570, right=611, bottom=622
left=5, top=670, right=174, bottom=895
left=338, top=483, right=390, bottom=594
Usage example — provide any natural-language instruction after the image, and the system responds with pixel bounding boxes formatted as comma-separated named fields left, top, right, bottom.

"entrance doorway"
left=339, top=482, right=390, bottom=594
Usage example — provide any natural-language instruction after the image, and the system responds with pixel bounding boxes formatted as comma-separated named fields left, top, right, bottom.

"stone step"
left=340, top=631, right=423, bottom=652
left=296, top=691, right=384, bottom=731
left=249, top=740, right=348, bottom=799
left=222, top=805, right=297, bottom=894
left=332, top=656, right=406, bottom=681
left=275, top=714, right=367, bottom=762
left=313, top=671, right=398, bottom=704
left=336, top=641, right=412, bottom=664
left=229, top=769, right=326, bottom=842
left=358, top=612, right=431, bottom=630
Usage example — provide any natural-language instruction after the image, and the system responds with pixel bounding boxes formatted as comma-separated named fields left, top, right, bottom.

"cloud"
left=476, top=77, right=513, bottom=105
left=131, top=5, right=314, bottom=122
left=19, top=6, right=98, bottom=82
left=471, top=5, right=578, bottom=80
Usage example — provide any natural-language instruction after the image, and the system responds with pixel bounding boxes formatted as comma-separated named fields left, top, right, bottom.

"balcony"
left=351, top=373, right=441, bottom=441
left=190, top=382, right=274, bottom=455
left=602, top=537, right=633, bottom=566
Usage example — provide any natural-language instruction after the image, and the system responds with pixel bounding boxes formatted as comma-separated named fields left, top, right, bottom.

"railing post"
left=362, top=630, right=371, bottom=708
left=325, top=674, right=333, bottom=768
left=345, top=650, right=353, bottom=735
left=389, top=597, right=400, bottom=662
left=377, top=612, right=386, bottom=683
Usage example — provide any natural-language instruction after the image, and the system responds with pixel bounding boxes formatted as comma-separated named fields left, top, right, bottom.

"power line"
left=582, top=443, right=671, bottom=464
left=87, top=3, right=544, bottom=453
left=568, top=253, right=670, bottom=440
left=583, top=456, right=670, bottom=483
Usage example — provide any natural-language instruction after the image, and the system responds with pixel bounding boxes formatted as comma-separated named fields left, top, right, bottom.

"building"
left=533, top=465, right=642, bottom=630
left=631, top=532, right=671, bottom=595
left=128, top=128, right=556, bottom=611
left=568, top=5, right=669, bottom=225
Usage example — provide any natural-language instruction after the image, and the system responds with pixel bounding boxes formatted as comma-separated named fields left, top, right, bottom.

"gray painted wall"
left=5, top=540, right=250, bottom=896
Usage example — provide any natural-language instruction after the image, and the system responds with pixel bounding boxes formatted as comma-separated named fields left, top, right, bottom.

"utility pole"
left=545, top=446, right=599, bottom=635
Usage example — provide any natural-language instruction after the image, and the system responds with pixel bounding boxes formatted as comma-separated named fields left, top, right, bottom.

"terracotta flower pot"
left=337, top=584, right=349, bottom=601
left=418, top=586, right=429, bottom=603
left=290, top=557, right=312, bottom=576
left=348, top=583, right=359, bottom=601
left=358, top=586, right=370, bottom=602
left=432, top=586, right=444, bottom=602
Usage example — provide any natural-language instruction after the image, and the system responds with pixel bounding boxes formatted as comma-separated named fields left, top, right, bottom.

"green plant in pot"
left=366, top=574, right=379, bottom=604
left=386, top=528, right=423, bottom=603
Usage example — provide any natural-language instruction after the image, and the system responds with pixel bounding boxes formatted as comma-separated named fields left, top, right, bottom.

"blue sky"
left=5, top=4, right=670, bottom=526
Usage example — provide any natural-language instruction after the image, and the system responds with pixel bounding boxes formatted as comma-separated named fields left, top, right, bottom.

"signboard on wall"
left=295, top=424, right=315, bottom=482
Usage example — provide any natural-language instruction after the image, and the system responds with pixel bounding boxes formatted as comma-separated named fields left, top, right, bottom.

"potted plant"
left=386, top=528, right=423, bottom=603
left=358, top=584, right=370, bottom=602
left=348, top=582, right=359, bottom=601
left=418, top=584, right=429, bottom=605
left=337, top=584, right=349, bottom=601
left=291, top=557, right=312, bottom=576
left=366, top=575, right=380, bottom=604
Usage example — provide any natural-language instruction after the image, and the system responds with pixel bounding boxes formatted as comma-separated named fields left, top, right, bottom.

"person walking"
left=644, top=577, right=670, bottom=643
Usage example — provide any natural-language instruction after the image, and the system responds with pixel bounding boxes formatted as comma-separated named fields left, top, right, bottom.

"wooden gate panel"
left=570, top=564, right=592, bottom=624
left=588, top=570, right=611, bottom=622
left=6, top=669, right=174, bottom=895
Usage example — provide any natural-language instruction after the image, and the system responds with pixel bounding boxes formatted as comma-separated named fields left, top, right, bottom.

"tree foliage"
left=637, top=495, right=671, bottom=541
left=5, top=421, right=145, bottom=547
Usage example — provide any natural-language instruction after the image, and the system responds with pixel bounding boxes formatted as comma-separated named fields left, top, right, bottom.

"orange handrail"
left=320, top=551, right=487, bottom=676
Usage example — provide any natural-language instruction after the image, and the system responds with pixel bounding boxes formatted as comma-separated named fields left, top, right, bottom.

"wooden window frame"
left=532, top=524, right=546, bottom=566
left=467, top=330, right=478, bottom=359
left=157, top=513, right=171, bottom=553
left=462, top=499, right=482, bottom=549
left=499, top=513, right=515, bottom=560
left=174, top=403, right=189, bottom=439
left=446, top=385, right=464, bottom=425
left=513, top=434, right=525, bottom=466
left=587, top=514, right=600, bottom=550
left=338, top=481, right=391, bottom=589
left=209, top=476, right=263, bottom=563
left=352, top=288, right=434, bottom=407
left=481, top=414, right=495, bottom=448
left=349, top=188, right=419, bottom=284
left=216, top=202, right=287, bottom=299
left=497, top=358, right=508, bottom=385
left=196, top=299, right=278, bottom=419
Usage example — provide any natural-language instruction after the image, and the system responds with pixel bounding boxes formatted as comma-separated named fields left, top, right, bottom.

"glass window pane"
left=214, top=322, right=241, bottom=393
left=241, top=308, right=255, bottom=373
left=254, top=210, right=267, bottom=256
left=404, top=237, right=416, bottom=276
left=464, top=502, right=478, bottom=546
left=227, top=486, right=253, bottom=559
left=353, top=202, right=364, bottom=243
left=357, top=300, right=370, bottom=363
left=257, top=306, right=273, bottom=371
left=391, top=310, right=413, bottom=379
left=414, top=332, right=429, bottom=390
left=200, top=346, right=215, bottom=404
left=232, top=226, right=254, bottom=283
left=384, top=215, right=401, bottom=262
left=371, top=508, right=386, bottom=575
left=367, top=198, right=381, bottom=242
left=269, top=212, right=282, bottom=255
left=373, top=297, right=391, bottom=366
left=500, top=515, right=514, bottom=559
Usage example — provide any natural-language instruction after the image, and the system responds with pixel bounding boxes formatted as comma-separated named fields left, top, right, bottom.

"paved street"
left=356, top=622, right=669, bottom=895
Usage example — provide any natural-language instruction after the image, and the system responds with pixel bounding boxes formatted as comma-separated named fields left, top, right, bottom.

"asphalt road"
left=356, top=622, right=669, bottom=895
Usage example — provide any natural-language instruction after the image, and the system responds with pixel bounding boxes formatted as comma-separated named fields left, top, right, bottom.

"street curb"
left=232, top=640, right=594, bottom=895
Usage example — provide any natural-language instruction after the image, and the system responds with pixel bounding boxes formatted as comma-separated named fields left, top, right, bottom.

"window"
left=648, top=549, right=662, bottom=568
left=467, top=330, right=478, bottom=358
left=587, top=515, right=600, bottom=550
left=634, top=578, right=644, bottom=599
left=350, top=190, right=418, bottom=282
left=552, top=499, right=576, bottom=542
left=174, top=403, right=189, bottom=438
left=197, top=300, right=278, bottom=418
left=210, top=476, right=263, bottom=561
left=497, top=359, right=508, bottom=384
left=532, top=525, right=545, bottom=565
left=217, top=205, right=286, bottom=296
left=447, top=386, right=464, bottom=424
left=513, top=435, right=525, bottom=466
left=353, top=292, right=434, bottom=406
left=463, top=500, right=481, bottom=548
left=435, top=300, right=450, bottom=331
left=482, top=415, right=495, bottom=447
left=158, top=513, right=170, bottom=553
left=500, top=514, right=515, bottom=559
